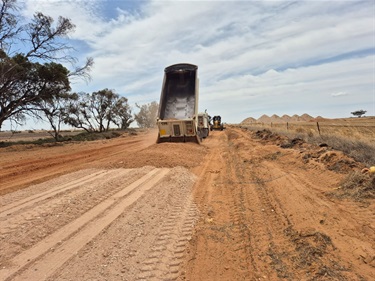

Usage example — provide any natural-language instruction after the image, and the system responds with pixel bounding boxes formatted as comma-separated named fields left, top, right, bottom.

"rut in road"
left=136, top=189, right=199, bottom=280
left=0, top=166, right=199, bottom=281
left=0, top=170, right=115, bottom=217
left=183, top=128, right=372, bottom=281
left=221, top=129, right=370, bottom=280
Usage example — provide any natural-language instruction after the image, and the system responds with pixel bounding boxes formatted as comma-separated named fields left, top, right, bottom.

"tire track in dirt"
left=226, top=128, right=338, bottom=279
left=0, top=168, right=169, bottom=281
left=227, top=127, right=372, bottom=280
left=224, top=130, right=283, bottom=280
left=219, top=132, right=254, bottom=279
left=137, top=193, right=199, bottom=280
left=260, top=160, right=374, bottom=280
left=0, top=170, right=112, bottom=217
left=0, top=132, right=157, bottom=195
left=183, top=132, right=255, bottom=280
left=185, top=127, right=363, bottom=281
left=221, top=129, right=320, bottom=279
left=41, top=166, right=199, bottom=281
left=0, top=168, right=142, bottom=251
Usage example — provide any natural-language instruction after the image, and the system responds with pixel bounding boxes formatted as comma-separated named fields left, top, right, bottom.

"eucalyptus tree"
left=111, top=97, right=133, bottom=130
left=65, top=89, right=133, bottom=132
left=134, top=101, right=159, bottom=128
left=0, top=0, right=93, bottom=130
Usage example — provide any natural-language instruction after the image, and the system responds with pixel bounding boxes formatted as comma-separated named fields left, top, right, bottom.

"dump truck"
left=210, top=115, right=224, bottom=131
left=197, top=111, right=211, bottom=139
left=156, top=63, right=200, bottom=143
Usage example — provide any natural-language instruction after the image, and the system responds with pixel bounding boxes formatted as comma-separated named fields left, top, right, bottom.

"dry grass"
left=309, top=135, right=375, bottom=167
left=0, top=130, right=129, bottom=148
left=238, top=118, right=375, bottom=202
left=238, top=117, right=375, bottom=167
left=268, top=226, right=348, bottom=281
left=333, top=172, right=375, bottom=200
left=240, top=116, right=375, bottom=141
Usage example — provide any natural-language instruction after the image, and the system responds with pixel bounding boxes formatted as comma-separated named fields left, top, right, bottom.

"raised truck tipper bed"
left=156, top=63, right=200, bottom=144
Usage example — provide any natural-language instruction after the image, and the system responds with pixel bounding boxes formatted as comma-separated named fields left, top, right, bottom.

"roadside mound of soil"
left=249, top=128, right=375, bottom=201
left=252, top=129, right=365, bottom=173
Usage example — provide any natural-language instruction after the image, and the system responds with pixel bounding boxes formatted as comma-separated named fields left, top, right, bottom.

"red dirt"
left=0, top=127, right=374, bottom=280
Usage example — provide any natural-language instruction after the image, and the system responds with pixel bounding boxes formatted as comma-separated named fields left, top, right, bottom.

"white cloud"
left=22, top=0, right=105, bottom=40
left=3, top=0, right=373, bottom=130
left=331, top=92, right=349, bottom=97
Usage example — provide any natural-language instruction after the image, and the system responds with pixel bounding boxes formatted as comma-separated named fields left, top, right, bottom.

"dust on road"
left=0, top=128, right=373, bottom=280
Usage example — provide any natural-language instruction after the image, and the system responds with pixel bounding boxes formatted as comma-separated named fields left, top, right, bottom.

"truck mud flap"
left=156, top=134, right=170, bottom=143
left=156, top=134, right=200, bottom=144
left=170, top=136, right=185, bottom=143
left=184, top=135, right=201, bottom=144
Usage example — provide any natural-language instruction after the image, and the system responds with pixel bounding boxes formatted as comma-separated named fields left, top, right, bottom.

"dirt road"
left=0, top=128, right=374, bottom=280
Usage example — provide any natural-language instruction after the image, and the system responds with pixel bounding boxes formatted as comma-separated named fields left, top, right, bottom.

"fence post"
left=287, top=122, right=289, bottom=130
left=317, top=122, right=321, bottom=135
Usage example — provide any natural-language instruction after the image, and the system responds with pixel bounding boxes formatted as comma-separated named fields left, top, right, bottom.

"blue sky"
left=3, top=0, right=375, bottom=130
